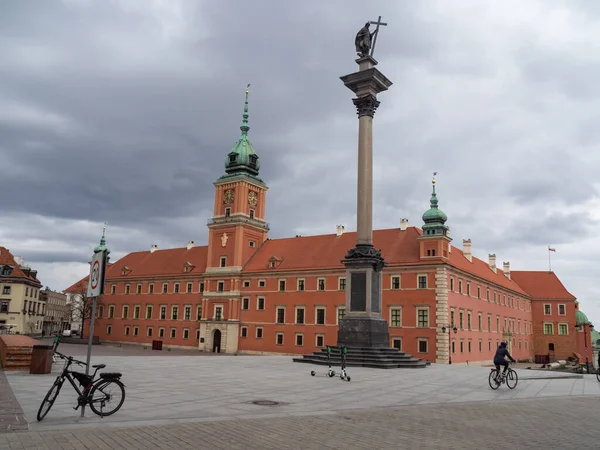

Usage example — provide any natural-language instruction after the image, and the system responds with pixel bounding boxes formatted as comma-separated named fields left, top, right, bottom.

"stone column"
left=337, top=56, right=393, bottom=348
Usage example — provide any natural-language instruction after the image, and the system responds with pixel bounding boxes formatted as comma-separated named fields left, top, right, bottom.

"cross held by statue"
left=369, top=16, right=387, bottom=57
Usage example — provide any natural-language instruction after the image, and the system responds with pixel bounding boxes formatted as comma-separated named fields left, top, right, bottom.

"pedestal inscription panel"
left=350, top=272, right=367, bottom=312
left=371, top=271, right=380, bottom=313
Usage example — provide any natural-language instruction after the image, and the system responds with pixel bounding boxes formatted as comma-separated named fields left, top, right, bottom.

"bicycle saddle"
left=92, top=364, right=106, bottom=369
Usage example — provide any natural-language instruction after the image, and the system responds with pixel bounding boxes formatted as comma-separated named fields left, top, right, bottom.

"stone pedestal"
left=337, top=56, right=393, bottom=349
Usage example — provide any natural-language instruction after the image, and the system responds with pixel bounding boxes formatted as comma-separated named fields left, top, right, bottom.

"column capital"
left=352, top=95, right=381, bottom=118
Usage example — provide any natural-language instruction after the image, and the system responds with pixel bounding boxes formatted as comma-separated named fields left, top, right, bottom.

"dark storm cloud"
left=0, top=0, right=438, bottom=230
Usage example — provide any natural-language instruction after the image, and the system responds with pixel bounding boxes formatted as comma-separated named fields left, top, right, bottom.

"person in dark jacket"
left=493, top=342, right=515, bottom=375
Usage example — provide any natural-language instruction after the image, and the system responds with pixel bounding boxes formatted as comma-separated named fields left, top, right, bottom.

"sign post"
left=81, top=248, right=107, bottom=417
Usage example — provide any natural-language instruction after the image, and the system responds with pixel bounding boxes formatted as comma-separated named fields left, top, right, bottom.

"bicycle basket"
left=72, top=371, right=93, bottom=387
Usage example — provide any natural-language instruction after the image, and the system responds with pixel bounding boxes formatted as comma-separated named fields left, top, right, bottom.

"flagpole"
left=548, top=245, right=552, bottom=273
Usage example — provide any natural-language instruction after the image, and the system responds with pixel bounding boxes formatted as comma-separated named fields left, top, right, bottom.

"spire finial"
left=432, top=171, right=437, bottom=194
left=94, top=223, right=110, bottom=254
left=240, top=83, right=251, bottom=136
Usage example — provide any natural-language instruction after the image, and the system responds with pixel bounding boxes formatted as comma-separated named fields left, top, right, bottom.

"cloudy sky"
left=1, top=0, right=599, bottom=323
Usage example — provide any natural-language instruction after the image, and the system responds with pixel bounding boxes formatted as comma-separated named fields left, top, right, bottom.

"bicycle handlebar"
left=54, top=352, right=87, bottom=367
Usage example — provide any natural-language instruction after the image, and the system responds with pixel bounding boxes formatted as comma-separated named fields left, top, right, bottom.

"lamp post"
left=575, top=322, right=594, bottom=373
left=441, top=324, right=458, bottom=364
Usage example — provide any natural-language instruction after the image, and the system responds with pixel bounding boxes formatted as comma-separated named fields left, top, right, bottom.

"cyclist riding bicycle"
left=494, top=341, right=515, bottom=376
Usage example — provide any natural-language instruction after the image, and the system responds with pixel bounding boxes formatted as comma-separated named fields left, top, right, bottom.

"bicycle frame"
left=53, top=353, right=105, bottom=406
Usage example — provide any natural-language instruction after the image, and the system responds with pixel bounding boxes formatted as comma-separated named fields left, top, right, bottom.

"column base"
left=337, top=316, right=390, bottom=348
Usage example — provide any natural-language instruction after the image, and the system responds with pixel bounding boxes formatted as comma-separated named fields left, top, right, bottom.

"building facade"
left=40, top=288, right=70, bottom=336
left=68, top=94, right=589, bottom=364
left=0, top=247, right=44, bottom=334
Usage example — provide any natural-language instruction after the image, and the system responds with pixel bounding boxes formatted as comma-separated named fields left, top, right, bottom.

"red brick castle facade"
left=68, top=91, right=591, bottom=364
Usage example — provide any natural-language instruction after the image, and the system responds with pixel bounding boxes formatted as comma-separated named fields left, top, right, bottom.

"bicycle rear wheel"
left=595, top=368, right=600, bottom=382
left=88, top=379, right=126, bottom=417
left=506, top=369, right=518, bottom=389
left=488, top=370, right=500, bottom=390
left=37, top=379, right=63, bottom=421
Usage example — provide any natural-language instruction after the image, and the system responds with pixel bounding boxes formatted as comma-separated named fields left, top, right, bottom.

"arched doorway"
left=212, top=329, right=221, bottom=353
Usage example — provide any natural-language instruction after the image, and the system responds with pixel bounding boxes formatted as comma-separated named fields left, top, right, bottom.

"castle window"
left=249, top=241, right=255, bottom=248
left=229, top=154, right=237, bottom=163
left=249, top=209, right=255, bottom=219
left=249, top=154, right=257, bottom=167
left=225, top=208, right=231, bottom=217
left=220, top=257, right=226, bottom=268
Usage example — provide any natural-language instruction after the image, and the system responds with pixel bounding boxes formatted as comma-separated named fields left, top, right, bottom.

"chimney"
left=187, top=240, right=195, bottom=250
left=489, top=254, right=497, bottom=273
left=503, top=261, right=510, bottom=280
left=336, top=225, right=345, bottom=237
left=150, top=244, right=158, bottom=253
left=463, top=239, right=472, bottom=262
left=400, top=218, right=408, bottom=231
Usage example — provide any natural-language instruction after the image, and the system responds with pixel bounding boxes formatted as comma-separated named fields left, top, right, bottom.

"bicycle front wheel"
left=506, top=369, right=518, bottom=389
left=88, top=379, right=126, bottom=417
left=37, top=379, right=63, bottom=421
left=488, top=370, right=500, bottom=390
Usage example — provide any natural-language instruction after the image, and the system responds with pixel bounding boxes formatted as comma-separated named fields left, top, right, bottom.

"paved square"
left=3, top=343, right=600, bottom=432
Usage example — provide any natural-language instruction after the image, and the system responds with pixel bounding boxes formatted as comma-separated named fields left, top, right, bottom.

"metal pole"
left=584, top=326, right=590, bottom=374
left=548, top=247, right=552, bottom=272
left=448, top=329, right=452, bottom=365
left=81, top=296, right=97, bottom=417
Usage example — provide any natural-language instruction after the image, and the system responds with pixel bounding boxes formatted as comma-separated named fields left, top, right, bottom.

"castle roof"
left=509, top=271, right=576, bottom=300
left=65, top=227, right=535, bottom=297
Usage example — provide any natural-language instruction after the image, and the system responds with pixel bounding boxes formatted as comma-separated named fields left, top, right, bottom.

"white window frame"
left=543, top=322, right=554, bottom=335
left=214, top=304, right=223, bottom=320
left=315, top=306, right=326, bottom=325
left=417, top=338, right=428, bottom=353
left=392, top=337, right=402, bottom=350
left=256, top=327, right=263, bottom=339
left=257, top=297, right=265, bottom=310
left=389, top=307, right=402, bottom=327
left=240, top=326, right=248, bottom=338
left=276, top=306, right=285, bottom=324
left=558, top=304, right=566, bottom=316
left=315, top=334, right=325, bottom=348
left=317, top=278, right=326, bottom=291
left=297, top=278, right=305, bottom=291
left=278, top=279, right=286, bottom=292
left=276, top=332, right=284, bottom=345
left=295, top=306, right=306, bottom=325
left=295, top=333, right=304, bottom=346
left=558, top=323, right=569, bottom=335
left=416, top=307, right=429, bottom=328
left=391, top=275, right=401, bottom=290
left=336, top=306, right=346, bottom=325
left=544, top=304, right=551, bottom=315
left=417, top=274, right=428, bottom=289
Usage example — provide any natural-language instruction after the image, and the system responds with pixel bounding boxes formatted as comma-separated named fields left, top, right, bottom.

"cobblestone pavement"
left=0, top=371, right=26, bottom=433
left=0, top=396, right=597, bottom=449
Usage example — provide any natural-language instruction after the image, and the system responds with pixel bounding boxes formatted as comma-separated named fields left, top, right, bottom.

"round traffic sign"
left=90, top=260, right=100, bottom=290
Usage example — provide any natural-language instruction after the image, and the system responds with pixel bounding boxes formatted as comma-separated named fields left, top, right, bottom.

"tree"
left=68, top=281, right=102, bottom=339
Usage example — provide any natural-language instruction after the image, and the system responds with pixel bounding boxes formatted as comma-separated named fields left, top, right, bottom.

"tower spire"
left=94, top=223, right=110, bottom=254
left=240, top=83, right=250, bottom=136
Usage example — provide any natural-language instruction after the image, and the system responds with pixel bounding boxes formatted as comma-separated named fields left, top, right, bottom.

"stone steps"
left=292, top=346, right=430, bottom=369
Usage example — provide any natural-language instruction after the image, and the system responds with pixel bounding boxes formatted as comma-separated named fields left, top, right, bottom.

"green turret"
left=223, top=85, right=261, bottom=177
left=422, top=177, right=449, bottom=237
left=93, top=224, right=110, bottom=255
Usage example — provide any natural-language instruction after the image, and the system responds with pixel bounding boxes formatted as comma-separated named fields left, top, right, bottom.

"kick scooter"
left=339, top=345, right=351, bottom=382
left=311, top=345, right=336, bottom=377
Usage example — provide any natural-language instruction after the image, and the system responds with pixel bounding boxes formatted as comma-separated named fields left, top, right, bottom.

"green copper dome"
left=422, top=179, right=449, bottom=236
left=224, top=86, right=260, bottom=177
left=93, top=225, right=110, bottom=254
left=576, top=309, right=590, bottom=325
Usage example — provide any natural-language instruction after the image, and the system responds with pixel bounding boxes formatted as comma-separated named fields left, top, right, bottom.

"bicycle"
left=37, top=351, right=125, bottom=421
left=488, top=362, right=518, bottom=390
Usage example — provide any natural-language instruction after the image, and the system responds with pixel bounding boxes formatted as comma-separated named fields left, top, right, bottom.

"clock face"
left=248, top=191, right=258, bottom=207
left=223, top=189, right=234, bottom=204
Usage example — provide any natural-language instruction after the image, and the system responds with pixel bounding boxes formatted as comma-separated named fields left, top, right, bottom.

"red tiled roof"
left=510, top=271, right=576, bottom=300
left=244, top=227, right=422, bottom=272
left=0, top=246, right=40, bottom=283
left=448, top=248, right=528, bottom=296
left=64, top=246, right=209, bottom=293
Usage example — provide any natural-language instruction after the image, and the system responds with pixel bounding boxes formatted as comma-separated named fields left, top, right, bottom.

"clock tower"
left=206, top=86, right=269, bottom=272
